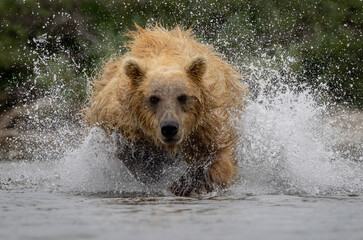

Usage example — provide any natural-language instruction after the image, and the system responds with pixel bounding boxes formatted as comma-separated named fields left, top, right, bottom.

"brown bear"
left=84, top=25, right=248, bottom=196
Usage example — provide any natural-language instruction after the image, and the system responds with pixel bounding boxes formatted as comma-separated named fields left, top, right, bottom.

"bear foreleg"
left=208, top=149, right=238, bottom=189
left=170, top=148, right=238, bottom=197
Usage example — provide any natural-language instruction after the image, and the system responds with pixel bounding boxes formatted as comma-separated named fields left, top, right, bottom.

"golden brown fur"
left=84, top=25, right=248, bottom=196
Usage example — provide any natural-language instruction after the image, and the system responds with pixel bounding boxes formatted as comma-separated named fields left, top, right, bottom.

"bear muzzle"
left=160, top=120, right=182, bottom=145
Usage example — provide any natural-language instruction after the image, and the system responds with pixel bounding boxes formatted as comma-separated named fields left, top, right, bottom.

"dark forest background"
left=0, top=0, right=362, bottom=115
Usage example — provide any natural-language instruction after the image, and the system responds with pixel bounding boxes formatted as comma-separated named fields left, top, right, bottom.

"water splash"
left=233, top=56, right=363, bottom=196
left=58, top=128, right=184, bottom=195
left=1, top=40, right=362, bottom=196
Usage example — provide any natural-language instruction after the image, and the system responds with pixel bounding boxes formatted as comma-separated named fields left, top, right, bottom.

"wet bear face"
left=124, top=57, right=207, bottom=150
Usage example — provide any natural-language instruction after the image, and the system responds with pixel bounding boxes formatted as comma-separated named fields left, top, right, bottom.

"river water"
left=1, top=57, right=362, bottom=240
left=1, top=191, right=363, bottom=240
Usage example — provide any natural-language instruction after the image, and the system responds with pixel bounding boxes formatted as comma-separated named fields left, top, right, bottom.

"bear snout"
left=161, top=120, right=179, bottom=140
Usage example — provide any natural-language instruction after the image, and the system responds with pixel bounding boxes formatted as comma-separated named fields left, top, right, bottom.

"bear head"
left=123, top=56, right=208, bottom=151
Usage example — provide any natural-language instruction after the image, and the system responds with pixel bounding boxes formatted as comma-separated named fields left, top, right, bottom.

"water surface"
left=1, top=191, right=362, bottom=240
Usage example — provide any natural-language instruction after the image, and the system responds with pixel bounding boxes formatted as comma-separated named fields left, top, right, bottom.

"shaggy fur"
left=84, top=25, right=248, bottom=196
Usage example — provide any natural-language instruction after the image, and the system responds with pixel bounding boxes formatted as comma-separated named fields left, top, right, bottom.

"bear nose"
left=161, top=121, right=179, bottom=139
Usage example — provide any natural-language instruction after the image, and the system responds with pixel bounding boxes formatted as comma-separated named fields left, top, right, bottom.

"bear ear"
left=123, top=57, right=145, bottom=86
left=186, top=56, right=207, bottom=81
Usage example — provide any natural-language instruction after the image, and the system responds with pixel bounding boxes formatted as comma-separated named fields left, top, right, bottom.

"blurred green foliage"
left=0, top=0, right=362, bottom=109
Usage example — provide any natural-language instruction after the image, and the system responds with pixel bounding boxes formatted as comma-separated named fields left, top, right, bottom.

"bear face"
left=123, top=56, right=207, bottom=151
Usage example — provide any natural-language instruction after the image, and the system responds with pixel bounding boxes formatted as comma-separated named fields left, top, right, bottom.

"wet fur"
left=84, top=25, right=248, bottom=196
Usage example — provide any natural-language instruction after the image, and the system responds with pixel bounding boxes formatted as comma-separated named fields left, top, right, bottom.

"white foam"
left=57, top=128, right=139, bottom=193
left=233, top=58, right=363, bottom=195
left=1, top=55, right=362, bottom=196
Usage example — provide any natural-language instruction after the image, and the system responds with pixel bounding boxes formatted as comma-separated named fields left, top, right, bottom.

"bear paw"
left=170, top=166, right=214, bottom=197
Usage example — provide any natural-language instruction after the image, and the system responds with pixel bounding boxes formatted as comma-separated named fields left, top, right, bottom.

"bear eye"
left=178, top=94, right=188, bottom=104
left=149, top=96, right=160, bottom=104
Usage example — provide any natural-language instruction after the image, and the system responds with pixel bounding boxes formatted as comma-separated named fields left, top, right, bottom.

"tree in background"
left=0, top=0, right=362, bottom=112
